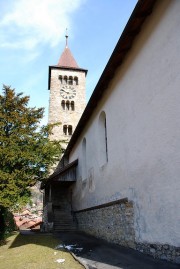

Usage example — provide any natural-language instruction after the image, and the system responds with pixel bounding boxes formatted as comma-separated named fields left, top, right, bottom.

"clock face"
left=60, top=85, right=76, bottom=99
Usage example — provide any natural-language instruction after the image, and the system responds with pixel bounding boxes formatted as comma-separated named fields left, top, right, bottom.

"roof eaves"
left=41, top=159, right=78, bottom=188
left=49, top=159, right=78, bottom=180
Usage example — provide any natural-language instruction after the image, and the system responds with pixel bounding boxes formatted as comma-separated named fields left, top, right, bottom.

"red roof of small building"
left=57, top=45, right=79, bottom=68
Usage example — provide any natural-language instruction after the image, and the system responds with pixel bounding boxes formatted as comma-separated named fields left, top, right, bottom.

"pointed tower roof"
left=48, top=33, right=88, bottom=90
left=57, top=33, right=79, bottom=68
left=57, top=47, right=79, bottom=68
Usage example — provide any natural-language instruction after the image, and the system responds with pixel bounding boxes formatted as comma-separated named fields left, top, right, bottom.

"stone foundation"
left=75, top=198, right=135, bottom=249
left=75, top=198, right=180, bottom=264
left=136, top=242, right=180, bottom=264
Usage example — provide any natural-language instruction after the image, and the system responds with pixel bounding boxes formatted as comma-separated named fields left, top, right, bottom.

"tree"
left=0, top=85, right=62, bottom=224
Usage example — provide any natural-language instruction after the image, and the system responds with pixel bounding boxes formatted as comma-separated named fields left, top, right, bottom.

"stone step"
left=54, top=216, right=73, bottom=220
left=54, top=218, right=75, bottom=222
left=53, top=207, right=77, bottom=232
left=53, top=216, right=77, bottom=232
left=54, top=212, right=73, bottom=216
left=54, top=210, right=72, bottom=214
left=54, top=225, right=77, bottom=232
left=54, top=228, right=77, bottom=233
left=54, top=220, right=75, bottom=224
left=54, top=222, right=75, bottom=226
left=54, top=215, right=73, bottom=218
left=54, top=225, right=76, bottom=229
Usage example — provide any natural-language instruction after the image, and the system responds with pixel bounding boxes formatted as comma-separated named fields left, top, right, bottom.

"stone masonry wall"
left=42, top=204, right=53, bottom=232
left=48, top=68, right=86, bottom=142
left=75, top=199, right=180, bottom=264
left=75, top=199, right=135, bottom=249
left=136, top=242, right=180, bottom=264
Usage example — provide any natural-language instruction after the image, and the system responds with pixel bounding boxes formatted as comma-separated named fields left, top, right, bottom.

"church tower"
left=48, top=35, right=87, bottom=143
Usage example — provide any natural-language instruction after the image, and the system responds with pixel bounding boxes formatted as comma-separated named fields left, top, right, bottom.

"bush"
left=0, top=206, right=16, bottom=241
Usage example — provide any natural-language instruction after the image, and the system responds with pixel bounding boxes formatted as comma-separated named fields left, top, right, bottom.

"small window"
left=74, top=77, right=78, bottom=85
left=71, top=101, right=75, bottom=111
left=98, top=111, right=108, bottom=166
left=61, top=100, right=65, bottom=110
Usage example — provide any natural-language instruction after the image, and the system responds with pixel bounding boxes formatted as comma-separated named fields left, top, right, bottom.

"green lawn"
left=0, top=232, right=84, bottom=269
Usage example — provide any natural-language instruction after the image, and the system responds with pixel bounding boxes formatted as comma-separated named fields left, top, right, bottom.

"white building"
left=43, top=0, right=180, bottom=264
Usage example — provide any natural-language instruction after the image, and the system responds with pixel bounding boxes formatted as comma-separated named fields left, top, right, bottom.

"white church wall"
left=69, top=0, right=180, bottom=261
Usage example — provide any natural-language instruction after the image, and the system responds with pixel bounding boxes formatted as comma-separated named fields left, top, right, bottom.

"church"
left=42, top=0, right=180, bottom=264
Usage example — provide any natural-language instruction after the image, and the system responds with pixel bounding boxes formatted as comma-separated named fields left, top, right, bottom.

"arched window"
left=68, top=76, right=73, bottom=85
left=63, top=76, right=67, bottom=84
left=71, top=101, right=75, bottom=111
left=59, top=75, right=63, bottom=84
left=63, top=125, right=72, bottom=136
left=61, top=100, right=65, bottom=110
left=63, top=125, right=67, bottom=135
left=74, top=76, right=78, bottom=85
left=98, top=111, right=108, bottom=166
left=68, top=125, right=72, bottom=135
left=82, top=138, right=87, bottom=180
left=66, top=100, right=70, bottom=110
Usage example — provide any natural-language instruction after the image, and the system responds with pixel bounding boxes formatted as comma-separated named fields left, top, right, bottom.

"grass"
left=0, top=232, right=84, bottom=269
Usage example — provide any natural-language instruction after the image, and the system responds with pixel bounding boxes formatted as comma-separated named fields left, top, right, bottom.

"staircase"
left=53, top=210, right=77, bottom=232
left=53, top=201, right=77, bottom=232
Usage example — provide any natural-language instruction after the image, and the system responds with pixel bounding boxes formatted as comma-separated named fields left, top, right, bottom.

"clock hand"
left=61, top=89, right=68, bottom=93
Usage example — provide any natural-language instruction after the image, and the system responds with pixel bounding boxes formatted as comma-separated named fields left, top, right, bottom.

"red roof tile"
left=57, top=46, right=79, bottom=68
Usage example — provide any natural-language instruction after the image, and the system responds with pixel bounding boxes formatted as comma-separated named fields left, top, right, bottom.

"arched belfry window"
left=68, top=125, right=72, bottom=135
left=59, top=75, right=63, bottom=84
left=71, top=101, right=75, bottom=111
left=63, top=76, right=67, bottom=84
left=74, top=77, right=78, bottom=85
left=98, top=111, right=108, bottom=166
left=61, top=100, right=65, bottom=110
left=63, top=125, right=67, bottom=135
left=66, top=100, right=70, bottom=110
left=82, top=138, right=87, bottom=180
left=68, top=76, right=73, bottom=85
left=63, top=125, right=73, bottom=136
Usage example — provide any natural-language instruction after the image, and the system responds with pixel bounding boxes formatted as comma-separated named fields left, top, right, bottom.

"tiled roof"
left=14, top=215, right=42, bottom=229
left=57, top=46, right=79, bottom=68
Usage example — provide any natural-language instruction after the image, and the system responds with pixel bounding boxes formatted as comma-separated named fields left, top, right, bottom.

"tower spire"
left=65, top=28, right=68, bottom=48
left=58, top=29, right=79, bottom=68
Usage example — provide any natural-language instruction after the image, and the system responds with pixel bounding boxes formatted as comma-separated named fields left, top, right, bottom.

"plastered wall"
left=69, top=0, right=180, bottom=249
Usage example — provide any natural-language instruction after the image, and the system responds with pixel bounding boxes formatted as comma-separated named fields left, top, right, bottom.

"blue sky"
left=0, top=0, right=137, bottom=124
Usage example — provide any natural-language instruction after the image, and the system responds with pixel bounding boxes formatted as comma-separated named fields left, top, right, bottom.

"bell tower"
left=48, top=35, right=87, bottom=143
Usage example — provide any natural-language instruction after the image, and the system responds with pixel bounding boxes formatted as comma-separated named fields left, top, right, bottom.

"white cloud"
left=0, top=0, right=85, bottom=50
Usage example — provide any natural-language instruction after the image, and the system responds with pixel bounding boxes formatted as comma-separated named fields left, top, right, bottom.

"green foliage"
left=0, top=85, right=63, bottom=209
